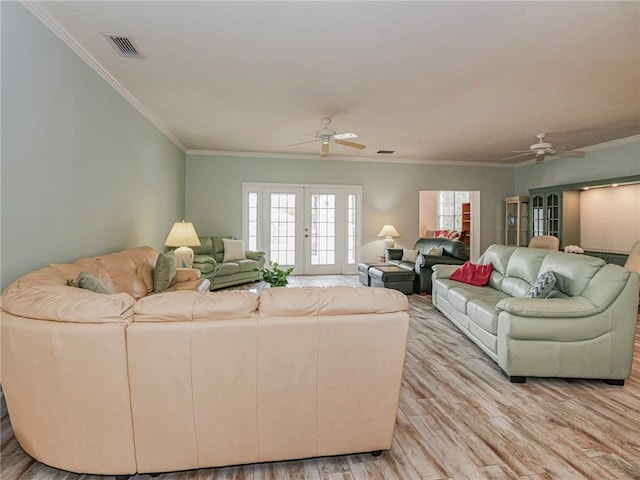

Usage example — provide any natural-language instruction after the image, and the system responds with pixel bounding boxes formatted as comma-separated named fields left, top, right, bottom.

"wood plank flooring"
left=2, top=276, right=640, bottom=479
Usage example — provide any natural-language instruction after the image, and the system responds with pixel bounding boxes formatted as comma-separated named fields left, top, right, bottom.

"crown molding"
left=186, top=149, right=513, bottom=168
left=20, top=1, right=186, bottom=153
left=580, top=134, right=640, bottom=152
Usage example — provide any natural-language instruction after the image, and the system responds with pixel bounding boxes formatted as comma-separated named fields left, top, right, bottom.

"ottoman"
left=357, top=262, right=386, bottom=286
left=369, top=266, right=415, bottom=294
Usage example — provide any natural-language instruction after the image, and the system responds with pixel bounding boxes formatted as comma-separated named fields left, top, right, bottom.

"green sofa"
left=191, top=236, right=265, bottom=290
left=432, top=244, right=638, bottom=385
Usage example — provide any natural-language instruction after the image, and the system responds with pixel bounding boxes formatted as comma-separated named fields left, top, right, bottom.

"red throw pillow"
left=449, top=261, right=493, bottom=287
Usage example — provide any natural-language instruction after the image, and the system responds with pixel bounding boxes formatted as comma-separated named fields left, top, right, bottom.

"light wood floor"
left=2, top=276, right=640, bottom=479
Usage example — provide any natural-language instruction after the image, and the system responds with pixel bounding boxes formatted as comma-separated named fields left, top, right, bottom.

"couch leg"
left=605, top=379, right=625, bottom=386
left=508, top=376, right=526, bottom=383
left=370, top=450, right=383, bottom=457
left=501, top=369, right=526, bottom=383
left=115, top=476, right=131, bottom=480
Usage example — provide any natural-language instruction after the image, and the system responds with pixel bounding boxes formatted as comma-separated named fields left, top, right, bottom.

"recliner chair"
left=528, top=235, right=559, bottom=250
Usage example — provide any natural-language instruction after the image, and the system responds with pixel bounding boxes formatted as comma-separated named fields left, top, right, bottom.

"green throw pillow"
left=525, top=271, right=557, bottom=299
left=76, top=271, right=112, bottom=294
left=154, top=251, right=177, bottom=293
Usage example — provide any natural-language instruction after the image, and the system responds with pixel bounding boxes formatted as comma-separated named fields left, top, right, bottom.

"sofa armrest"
left=431, top=264, right=460, bottom=280
left=385, top=248, right=403, bottom=262
left=165, top=278, right=210, bottom=293
left=193, top=254, right=216, bottom=265
left=496, top=296, right=599, bottom=318
left=175, top=268, right=201, bottom=282
left=245, top=250, right=265, bottom=261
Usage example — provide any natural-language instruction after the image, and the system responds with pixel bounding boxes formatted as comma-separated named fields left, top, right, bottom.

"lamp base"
left=383, top=238, right=395, bottom=249
left=174, top=246, right=195, bottom=268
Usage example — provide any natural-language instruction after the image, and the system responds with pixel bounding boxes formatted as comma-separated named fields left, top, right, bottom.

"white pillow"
left=425, top=246, right=444, bottom=256
left=222, top=239, right=246, bottom=262
left=401, top=249, right=419, bottom=262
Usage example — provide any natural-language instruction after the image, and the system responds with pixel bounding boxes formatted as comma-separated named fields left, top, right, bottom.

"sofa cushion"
left=504, top=248, right=548, bottom=285
left=192, top=236, right=214, bottom=255
left=259, top=286, right=408, bottom=316
left=216, top=262, right=240, bottom=276
left=467, top=300, right=498, bottom=335
left=539, top=252, right=605, bottom=296
left=154, top=251, right=177, bottom=293
left=401, top=249, right=419, bottom=262
left=450, top=261, right=493, bottom=287
left=134, top=290, right=258, bottom=321
left=223, top=239, right=246, bottom=262
left=447, top=284, right=508, bottom=315
left=525, top=271, right=557, bottom=299
left=237, top=259, right=260, bottom=273
left=81, top=246, right=157, bottom=299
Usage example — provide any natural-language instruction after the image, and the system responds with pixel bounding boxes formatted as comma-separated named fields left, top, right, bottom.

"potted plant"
left=254, top=261, right=294, bottom=287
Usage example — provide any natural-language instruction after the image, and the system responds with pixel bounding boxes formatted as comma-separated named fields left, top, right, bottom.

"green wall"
left=185, top=154, right=514, bottom=262
left=0, top=3, right=186, bottom=289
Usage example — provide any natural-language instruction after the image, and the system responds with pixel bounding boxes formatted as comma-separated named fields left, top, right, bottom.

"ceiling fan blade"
left=554, top=149, right=586, bottom=158
left=499, top=152, right=534, bottom=162
left=336, top=139, right=366, bottom=150
left=334, top=132, right=358, bottom=140
left=286, top=139, right=318, bottom=147
left=321, top=143, right=329, bottom=157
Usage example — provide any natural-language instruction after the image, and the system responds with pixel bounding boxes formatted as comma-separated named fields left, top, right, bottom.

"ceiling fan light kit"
left=287, top=118, right=366, bottom=157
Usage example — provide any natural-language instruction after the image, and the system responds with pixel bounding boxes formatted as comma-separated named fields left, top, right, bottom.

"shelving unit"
left=529, top=189, right=579, bottom=249
left=461, top=202, right=471, bottom=247
left=504, top=196, right=529, bottom=246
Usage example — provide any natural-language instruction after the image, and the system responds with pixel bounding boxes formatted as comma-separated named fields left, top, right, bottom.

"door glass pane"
left=247, top=192, right=258, bottom=250
left=347, top=194, right=356, bottom=264
left=270, top=193, right=296, bottom=266
left=310, top=193, right=336, bottom=265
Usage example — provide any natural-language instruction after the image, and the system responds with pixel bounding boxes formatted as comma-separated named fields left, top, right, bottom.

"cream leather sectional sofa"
left=0, top=247, right=409, bottom=476
left=432, top=244, right=638, bottom=384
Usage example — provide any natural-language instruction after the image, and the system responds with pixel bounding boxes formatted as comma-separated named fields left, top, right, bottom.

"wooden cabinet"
left=504, top=196, right=529, bottom=246
left=461, top=202, right=471, bottom=247
left=529, top=188, right=580, bottom=249
left=583, top=250, right=629, bottom=267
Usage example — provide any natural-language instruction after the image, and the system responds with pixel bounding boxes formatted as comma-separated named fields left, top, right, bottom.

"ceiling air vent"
left=377, top=150, right=395, bottom=154
left=103, top=33, right=144, bottom=59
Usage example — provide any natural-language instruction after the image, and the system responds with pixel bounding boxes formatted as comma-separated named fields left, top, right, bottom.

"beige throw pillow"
left=425, top=246, right=444, bottom=256
left=223, top=239, right=246, bottom=262
left=401, top=249, right=419, bottom=262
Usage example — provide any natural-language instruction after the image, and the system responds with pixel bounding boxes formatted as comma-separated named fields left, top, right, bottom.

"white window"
left=437, top=191, right=470, bottom=230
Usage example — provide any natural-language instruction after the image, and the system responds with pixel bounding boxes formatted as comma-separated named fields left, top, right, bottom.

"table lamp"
left=164, top=221, right=201, bottom=268
left=377, top=225, right=400, bottom=249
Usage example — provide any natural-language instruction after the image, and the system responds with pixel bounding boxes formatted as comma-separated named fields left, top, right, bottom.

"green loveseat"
left=191, top=236, right=265, bottom=290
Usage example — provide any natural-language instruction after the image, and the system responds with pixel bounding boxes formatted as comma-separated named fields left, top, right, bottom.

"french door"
left=242, top=183, right=361, bottom=274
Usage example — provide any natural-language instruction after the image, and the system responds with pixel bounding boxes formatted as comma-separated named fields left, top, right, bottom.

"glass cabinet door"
left=505, top=196, right=529, bottom=246
left=531, top=194, right=544, bottom=237
left=546, top=193, right=559, bottom=237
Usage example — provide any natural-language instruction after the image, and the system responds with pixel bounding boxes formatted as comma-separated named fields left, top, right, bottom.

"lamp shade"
left=164, top=221, right=201, bottom=269
left=377, top=225, right=400, bottom=238
left=164, top=221, right=201, bottom=247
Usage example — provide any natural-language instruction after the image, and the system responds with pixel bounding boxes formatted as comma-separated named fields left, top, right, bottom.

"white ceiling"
left=28, top=1, right=640, bottom=164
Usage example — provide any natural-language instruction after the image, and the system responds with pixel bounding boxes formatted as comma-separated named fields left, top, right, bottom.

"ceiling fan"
left=287, top=118, right=365, bottom=157
left=501, top=133, right=586, bottom=164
